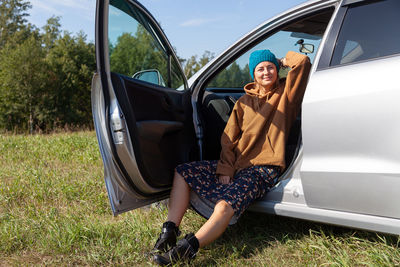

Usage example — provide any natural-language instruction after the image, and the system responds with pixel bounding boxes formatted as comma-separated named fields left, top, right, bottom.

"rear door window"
left=331, top=0, right=400, bottom=66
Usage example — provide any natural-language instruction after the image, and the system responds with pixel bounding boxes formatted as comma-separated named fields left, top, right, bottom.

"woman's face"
left=253, top=61, right=278, bottom=90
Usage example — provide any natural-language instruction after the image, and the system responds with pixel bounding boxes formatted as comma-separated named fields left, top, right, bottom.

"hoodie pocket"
left=235, top=132, right=274, bottom=158
left=235, top=132, right=253, bottom=156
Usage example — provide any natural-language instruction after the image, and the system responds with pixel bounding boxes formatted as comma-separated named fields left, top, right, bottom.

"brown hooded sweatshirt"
left=216, top=51, right=311, bottom=178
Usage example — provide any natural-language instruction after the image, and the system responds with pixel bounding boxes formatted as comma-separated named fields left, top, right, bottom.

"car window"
left=331, top=0, right=400, bottom=66
left=207, top=10, right=334, bottom=89
left=108, top=0, right=185, bottom=89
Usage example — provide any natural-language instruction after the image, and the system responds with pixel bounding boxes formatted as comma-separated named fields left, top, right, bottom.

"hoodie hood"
left=244, top=82, right=259, bottom=96
left=244, top=81, right=280, bottom=100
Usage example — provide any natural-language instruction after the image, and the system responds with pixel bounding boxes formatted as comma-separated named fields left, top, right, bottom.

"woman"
left=152, top=49, right=311, bottom=265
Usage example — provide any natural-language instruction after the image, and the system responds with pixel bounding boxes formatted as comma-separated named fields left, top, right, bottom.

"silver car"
left=92, top=0, right=400, bottom=234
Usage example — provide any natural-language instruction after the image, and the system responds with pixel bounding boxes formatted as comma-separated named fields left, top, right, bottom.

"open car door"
left=92, top=0, right=196, bottom=215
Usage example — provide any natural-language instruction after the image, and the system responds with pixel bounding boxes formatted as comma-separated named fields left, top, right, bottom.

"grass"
left=1, top=131, right=399, bottom=266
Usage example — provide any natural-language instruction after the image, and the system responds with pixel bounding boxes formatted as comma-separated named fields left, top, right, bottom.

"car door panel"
left=110, top=73, right=193, bottom=188
left=93, top=0, right=195, bottom=215
left=121, top=76, right=186, bottom=122
left=301, top=0, right=400, bottom=220
left=92, top=73, right=170, bottom=215
left=302, top=55, right=400, bottom=219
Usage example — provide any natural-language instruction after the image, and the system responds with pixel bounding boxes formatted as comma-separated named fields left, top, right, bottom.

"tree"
left=42, top=16, right=61, bottom=51
left=198, top=51, right=214, bottom=68
left=208, top=62, right=252, bottom=88
left=242, top=64, right=251, bottom=84
left=45, top=30, right=95, bottom=128
left=110, top=33, right=140, bottom=76
left=0, top=0, right=32, bottom=47
left=183, top=51, right=215, bottom=79
left=0, top=14, right=96, bottom=132
left=110, top=25, right=168, bottom=78
left=0, top=34, right=48, bottom=132
left=183, top=55, right=199, bottom=78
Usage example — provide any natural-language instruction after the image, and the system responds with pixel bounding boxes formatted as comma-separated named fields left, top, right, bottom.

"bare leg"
left=166, top=172, right=190, bottom=226
left=195, top=200, right=234, bottom=248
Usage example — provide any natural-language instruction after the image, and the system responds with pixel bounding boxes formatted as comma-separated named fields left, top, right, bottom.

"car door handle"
left=161, top=97, right=182, bottom=111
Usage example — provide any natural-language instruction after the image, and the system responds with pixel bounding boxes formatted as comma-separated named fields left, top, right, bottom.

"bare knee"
left=173, top=171, right=185, bottom=183
left=170, top=171, right=190, bottom=199
left=174, top=171, right=182, bottom=179
left=214, top=200, right=234, bottom=217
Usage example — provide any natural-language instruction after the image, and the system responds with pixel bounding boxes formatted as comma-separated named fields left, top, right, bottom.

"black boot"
left=153, top=233, right=199, bottom=266
left=152, top=221, right=181, bottom=253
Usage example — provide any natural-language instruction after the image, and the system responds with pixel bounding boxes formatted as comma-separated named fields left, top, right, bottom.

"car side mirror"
left=132, top=69, right=166, bottom=86
left=299, top=44, right=314, bottom=55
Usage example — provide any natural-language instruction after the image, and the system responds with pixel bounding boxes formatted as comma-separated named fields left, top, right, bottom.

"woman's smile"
left=254, top=61, right=278, bottom=90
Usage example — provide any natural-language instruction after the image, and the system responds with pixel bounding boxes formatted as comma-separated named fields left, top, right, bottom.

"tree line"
left=0, top=0, right=95, bottom=133
left=108, top=27, right=252, bottom=90
left=0, top=0, right=252, bottom=133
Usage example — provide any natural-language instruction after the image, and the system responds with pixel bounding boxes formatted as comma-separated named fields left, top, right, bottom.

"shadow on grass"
left=191, top=211, right=399, bottom=266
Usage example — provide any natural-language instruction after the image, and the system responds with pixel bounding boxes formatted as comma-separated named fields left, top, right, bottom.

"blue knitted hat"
left=249, top=49, right=280, bottom=80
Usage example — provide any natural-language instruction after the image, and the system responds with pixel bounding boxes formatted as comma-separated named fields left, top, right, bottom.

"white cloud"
left=30, top=0, right=62, bottom=15
left=180, top=17, right=221, bottom=27
left=28, top=0, right=96, bottom=40
left=59, top=0, right=93, bottom=11
left=30, top=0, right=94, bottom=13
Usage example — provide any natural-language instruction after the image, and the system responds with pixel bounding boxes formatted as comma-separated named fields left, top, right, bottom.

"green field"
left=1, top=132, right=399, bottom=266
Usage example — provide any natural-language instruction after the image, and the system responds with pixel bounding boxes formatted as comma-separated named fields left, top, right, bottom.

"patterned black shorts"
left=176, top=160, right=280, bottom=218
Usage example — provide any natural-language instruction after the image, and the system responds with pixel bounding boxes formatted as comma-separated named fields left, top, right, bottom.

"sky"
left=27, top=0, right=307, bottom=60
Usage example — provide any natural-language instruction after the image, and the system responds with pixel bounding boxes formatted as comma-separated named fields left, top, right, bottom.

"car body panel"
left=251, top=194, right=400, bottom=235
left=302, top=55, right=400, bottom=219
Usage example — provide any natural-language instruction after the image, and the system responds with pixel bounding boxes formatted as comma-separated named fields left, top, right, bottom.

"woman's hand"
left=279, top=57, right=288, bottom=68
left=219, top=175, right=231, bottom=184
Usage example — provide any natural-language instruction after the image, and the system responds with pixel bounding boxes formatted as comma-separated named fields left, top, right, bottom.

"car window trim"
left=316, top=6, right=347, bottom=70
left=342, top=0, right=365, bottom=6
left=342, top=0, right=385, bottom=6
